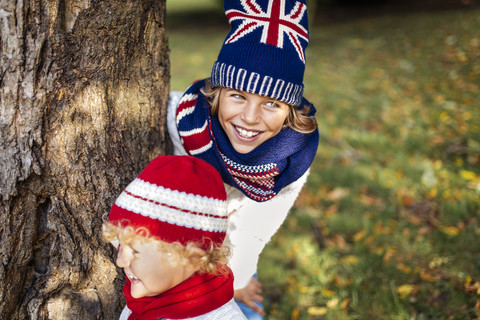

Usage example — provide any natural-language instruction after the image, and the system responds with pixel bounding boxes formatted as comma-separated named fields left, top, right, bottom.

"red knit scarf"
left=123, top=268, right=234, bottom=320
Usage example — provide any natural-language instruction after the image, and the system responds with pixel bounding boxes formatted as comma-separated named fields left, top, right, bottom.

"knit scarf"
left=176, top=80, right=319, bottom=202
left=123, top=269, right=234, bottom=320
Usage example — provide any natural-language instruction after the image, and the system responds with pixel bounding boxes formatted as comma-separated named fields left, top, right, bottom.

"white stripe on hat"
left=272, top=79, right=285, bottom=100
left=247, top=72, right=260, bottom=93
left=115, top=178, right=228, bottom=232
left=282, top=82, right=294, bottom=104
left=115, top=190, right=227, bottom=232
left=236, top=68, right=247, bottom=91
left=226, top=64, right=235, bottom=88
left=219, top=63, right=226, bottom=86
left=126, top=178, right=227, bottom=217
left=259, top=76, right=273, bottom=97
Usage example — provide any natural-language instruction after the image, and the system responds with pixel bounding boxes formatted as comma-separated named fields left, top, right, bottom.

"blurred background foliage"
left=166, top=1, right=480, bottom=319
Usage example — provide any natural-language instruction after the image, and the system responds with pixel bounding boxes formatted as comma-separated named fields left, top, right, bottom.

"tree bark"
left=0, top=0, right=169, bottom=319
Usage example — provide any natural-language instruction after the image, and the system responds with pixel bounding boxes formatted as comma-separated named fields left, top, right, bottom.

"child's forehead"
left=223, top=88, right=287, bottom=102
left=117, top=227, right=164, bottom=247
left=125, top=236, right=172, bottom=252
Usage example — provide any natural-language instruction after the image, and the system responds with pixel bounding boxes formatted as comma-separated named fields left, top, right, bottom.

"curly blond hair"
left=102, top=221, right=230, bottom=275
left=202, top=80, right=317, bottom=134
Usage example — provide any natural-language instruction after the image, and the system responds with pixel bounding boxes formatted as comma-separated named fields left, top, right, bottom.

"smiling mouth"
left=127, top=273, right=140, bottom=282
left=235, top=125, right=260, bottom=138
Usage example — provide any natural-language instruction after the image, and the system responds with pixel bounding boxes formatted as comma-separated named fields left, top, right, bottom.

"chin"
left=130, top=288, right=148, bottom=299
left=233, top=146, right=254, bottom=154
left=131, top=292, right=143, bottom=299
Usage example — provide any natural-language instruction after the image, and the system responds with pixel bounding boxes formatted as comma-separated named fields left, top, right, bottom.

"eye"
left=264, top=101, right=279, bottom=108
left=128, top=242, right=142, bottom=256
left=227, top=91, right=245, bottom=100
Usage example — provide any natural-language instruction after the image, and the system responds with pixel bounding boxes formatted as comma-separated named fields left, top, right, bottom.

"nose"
left=241, top=102, right=260, bottom=124
left=116, top=245, right=131, bottom=268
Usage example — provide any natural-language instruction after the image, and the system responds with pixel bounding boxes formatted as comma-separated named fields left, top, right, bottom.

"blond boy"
left=104, top=155, right=246, bottom=320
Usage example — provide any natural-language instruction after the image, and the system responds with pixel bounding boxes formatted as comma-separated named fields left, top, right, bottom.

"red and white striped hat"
left=108, top=155, right=228, bottom=249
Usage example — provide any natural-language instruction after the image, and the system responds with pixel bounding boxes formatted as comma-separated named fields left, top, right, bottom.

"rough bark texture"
left=0, top=0, right=170, bottom=319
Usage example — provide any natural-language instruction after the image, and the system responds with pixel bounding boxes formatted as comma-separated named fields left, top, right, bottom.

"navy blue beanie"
left=210, top=0, right=310, bottom=107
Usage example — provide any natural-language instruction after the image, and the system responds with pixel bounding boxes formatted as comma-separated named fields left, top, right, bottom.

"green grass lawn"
left=167, top=3, right=480, bottom=319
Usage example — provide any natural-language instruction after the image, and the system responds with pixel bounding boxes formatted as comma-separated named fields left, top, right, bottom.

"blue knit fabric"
left=176, top=80, right=319, bottom=202
left=211, top=0, right=310, bottom=107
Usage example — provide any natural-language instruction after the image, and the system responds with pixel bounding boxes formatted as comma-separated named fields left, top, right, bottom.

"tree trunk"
left=0, top=0, right=169, bottom=319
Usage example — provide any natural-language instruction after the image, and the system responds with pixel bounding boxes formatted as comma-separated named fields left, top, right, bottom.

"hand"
left=234, top=277, right=265, bottom=316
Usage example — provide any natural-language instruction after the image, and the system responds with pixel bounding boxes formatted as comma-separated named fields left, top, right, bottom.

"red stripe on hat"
left=109, top=204, right=226, bottom=249
left=123, top=189, right=227, bottom=221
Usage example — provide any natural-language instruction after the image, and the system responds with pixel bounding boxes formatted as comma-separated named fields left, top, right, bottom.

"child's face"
left=116, top=239, right=195, bottom=299
left=218, top=89, right=289, bottom=154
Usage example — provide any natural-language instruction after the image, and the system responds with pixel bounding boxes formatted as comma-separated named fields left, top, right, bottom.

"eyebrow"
left=224, top=88, right=241, bottom=94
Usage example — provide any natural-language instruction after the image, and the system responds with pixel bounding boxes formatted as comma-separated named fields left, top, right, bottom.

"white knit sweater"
left=167, top=92, right=308, bottom=290
left=119, top=299, right=246, bottom=320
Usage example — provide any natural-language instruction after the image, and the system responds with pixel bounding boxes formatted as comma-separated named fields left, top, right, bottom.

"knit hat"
left=108, top=155, right=228, bottom=249
left=210, top=0, right=310, bottom=107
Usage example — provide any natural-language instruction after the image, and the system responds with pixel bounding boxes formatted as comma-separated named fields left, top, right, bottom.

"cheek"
left=266, top=111, right=289, bottom=132
left=217, top=103, right=237, bottom=131
left=218, top=102, right=234, bottom=120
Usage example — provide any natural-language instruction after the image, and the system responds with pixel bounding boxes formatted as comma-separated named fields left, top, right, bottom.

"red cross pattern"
left=225, top=0, right=309, bottom=63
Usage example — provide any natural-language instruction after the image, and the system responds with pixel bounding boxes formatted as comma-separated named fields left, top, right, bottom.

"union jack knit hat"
left=108, top=155, right=228, bottom=249
left=210, top=0, right=310, bottom=107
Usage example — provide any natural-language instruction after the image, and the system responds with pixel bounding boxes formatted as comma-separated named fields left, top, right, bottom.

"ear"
left=189, top=246, right=207, bottom=258
left=183, top=247, right=206, bottom=275
left=182, top=245, right=207, bottom=273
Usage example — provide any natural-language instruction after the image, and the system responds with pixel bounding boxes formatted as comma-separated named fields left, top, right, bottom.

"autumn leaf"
left=327, top=187, right=350, bottom=201
left=397, top=263, right=412, bottom=274
left=353, top=229, right=367, bottom=242
left=440, top=226, right=460, bottom=237
left=461, top=170, right=478, bottom=181
left=341, top=255, right=360, bottom=265
left=308, top=307, right=328, bottom=316
left=420, top=271, right=437, bottom=282
left=383, top=246, right=397, bottom=263
left=397, top=284, right=415, bottom=298
left=341, top=298, right=350, bottom=310
left=321, top=288, right=336, bottom=297
left=327, top=298, right=339, bottom=308
left=291, top=308, right=300, bottom=320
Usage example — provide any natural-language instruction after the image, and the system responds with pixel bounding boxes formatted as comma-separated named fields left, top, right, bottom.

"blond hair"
left=202, top=80, right=317, bottom=134
left=102, top=222, right=230, bottom=275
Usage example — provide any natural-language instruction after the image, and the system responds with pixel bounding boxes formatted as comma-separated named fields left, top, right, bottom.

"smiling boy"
left=167, top=0, right=319, bottom=317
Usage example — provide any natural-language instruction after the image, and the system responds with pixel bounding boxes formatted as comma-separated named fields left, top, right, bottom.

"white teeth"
left=236, top=126, right=259, bottom=138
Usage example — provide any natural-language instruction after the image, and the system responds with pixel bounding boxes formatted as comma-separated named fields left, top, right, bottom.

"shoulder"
left=168, top=91, right=184, bottom=115
left=118, top=306, right=131, bottom=320
left=189, top=299, right=246, bottom=320
left=167, top=91, right=188, bottom=155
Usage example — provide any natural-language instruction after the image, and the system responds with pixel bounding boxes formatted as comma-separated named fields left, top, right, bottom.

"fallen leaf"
left=341, top=255, right=359, bottom=265
left=327, top=298, right=339, bottom=308
left=460, top=170, right=477, bottom=181
left=397, top=284, right=415, bottom=298
left=308, top=307, right=328, bottom=316
left=440, top=226, right=460, bottom=236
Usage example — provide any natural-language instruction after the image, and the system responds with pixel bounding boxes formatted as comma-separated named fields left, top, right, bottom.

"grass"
left=166, top=2, right=480, bottom=319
